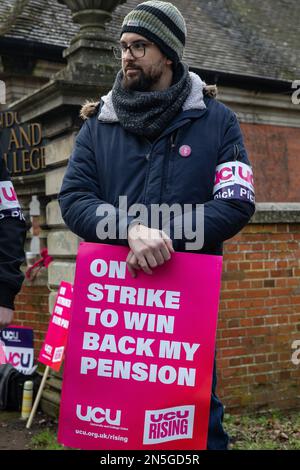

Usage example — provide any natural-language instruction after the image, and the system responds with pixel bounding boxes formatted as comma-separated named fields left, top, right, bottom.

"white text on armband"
left=213, top=161, right=255, bottom=204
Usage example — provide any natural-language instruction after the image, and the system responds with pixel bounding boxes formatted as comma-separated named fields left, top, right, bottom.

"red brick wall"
left=217, top=222, right=300, bottom=413
left=14, top=283, right=50, bottom=361
left=241, top=123, right=300, bottom=202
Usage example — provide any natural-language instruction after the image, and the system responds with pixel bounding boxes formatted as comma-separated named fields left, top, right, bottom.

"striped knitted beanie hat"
left=120, top=1, right=187, bottom=64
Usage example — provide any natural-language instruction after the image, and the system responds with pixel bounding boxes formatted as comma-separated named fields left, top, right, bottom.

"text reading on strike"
left=87, top=284, right=180, bottom=309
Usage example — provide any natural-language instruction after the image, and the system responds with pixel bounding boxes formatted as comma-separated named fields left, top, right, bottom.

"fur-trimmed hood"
left=80, top=72, right=217, bottom=121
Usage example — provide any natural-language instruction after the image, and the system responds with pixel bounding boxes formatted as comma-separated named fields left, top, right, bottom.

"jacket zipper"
left=142, top=119, right=193, bottom=203
left=142, top=140, right=153, bottom=203
left=163, top=132, right=176, bottom=193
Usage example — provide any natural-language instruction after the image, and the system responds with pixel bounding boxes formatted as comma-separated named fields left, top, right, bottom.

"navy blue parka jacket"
left=59, top=89, right=255, bottom=254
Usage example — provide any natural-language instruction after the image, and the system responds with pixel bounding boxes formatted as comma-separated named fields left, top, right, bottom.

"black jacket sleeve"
left=0, top=155, right=26, bottom=309
left=59, top=121, right=135, bottom=245
left=170, top=111, right=255, bottom=252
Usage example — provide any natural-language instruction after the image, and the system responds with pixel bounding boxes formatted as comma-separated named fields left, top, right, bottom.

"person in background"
left=0, top=152, right=26, bottom=328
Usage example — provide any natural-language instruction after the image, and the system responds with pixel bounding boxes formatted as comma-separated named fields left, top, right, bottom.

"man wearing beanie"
left=59, top=0, right=255, bottom=450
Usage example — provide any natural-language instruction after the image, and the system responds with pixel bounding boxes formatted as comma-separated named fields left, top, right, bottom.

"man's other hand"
left=127, top=223, right=174, bottom=276
left=0, top=306, right=13, bottom=329
left=126, top=250, right=141, bottom=278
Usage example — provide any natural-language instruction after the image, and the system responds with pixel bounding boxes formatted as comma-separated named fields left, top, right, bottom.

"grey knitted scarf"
left=111, top=62, right=192, bottom=139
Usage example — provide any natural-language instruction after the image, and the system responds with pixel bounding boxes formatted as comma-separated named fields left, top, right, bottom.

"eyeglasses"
left=112, top=41, right=154, bottom=60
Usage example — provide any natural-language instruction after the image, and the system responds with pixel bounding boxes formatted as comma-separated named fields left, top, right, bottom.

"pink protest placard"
left=58, top=242, right=222, bottom=450
left=38, top=281, right=73, bottom=371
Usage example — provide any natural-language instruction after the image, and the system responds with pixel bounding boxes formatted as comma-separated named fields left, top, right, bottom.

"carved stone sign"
left=0, top=111, right=46, bottom=175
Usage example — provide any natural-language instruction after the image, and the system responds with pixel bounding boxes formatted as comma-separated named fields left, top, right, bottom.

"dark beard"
left=122, top=67, right=162, bottom=92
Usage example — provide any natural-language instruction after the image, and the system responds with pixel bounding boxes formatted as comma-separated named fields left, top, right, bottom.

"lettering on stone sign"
left=0, top=112, right=46, bottom=175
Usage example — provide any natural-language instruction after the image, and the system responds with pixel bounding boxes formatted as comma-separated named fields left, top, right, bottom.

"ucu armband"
left=0, top=181, right=22, bottom=217
left=213, top=161, right=255, bottom=204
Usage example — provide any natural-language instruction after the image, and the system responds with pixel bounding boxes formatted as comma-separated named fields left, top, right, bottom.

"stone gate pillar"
left=9, top=0, right=126, bottom=417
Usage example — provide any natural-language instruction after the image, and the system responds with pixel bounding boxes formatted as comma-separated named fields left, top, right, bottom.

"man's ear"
left=166, top=58, right=173, bottom=66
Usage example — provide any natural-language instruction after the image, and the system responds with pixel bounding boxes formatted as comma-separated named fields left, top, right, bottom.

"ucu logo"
left=76, top=404, right=121, bottom=426
left=0, top=182, right=18, bottom=203
left=237, top=165, right=254, bottom=185
left=214, top=161, right=254, bottom=186
left=214, top=166, right=233, bottom=184
left=150, top=410, right=189, bottom=422
left=2, top=331, right=19, bottom=341
left=143, top=405, right=195, bottom=444
left=7, top=352, right=32, bottom=368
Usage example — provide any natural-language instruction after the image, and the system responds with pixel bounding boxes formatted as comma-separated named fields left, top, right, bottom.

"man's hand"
left=127, top=223, right=174, bottom=277
left=126, top=250, right=141, bottom=278
left=0, top=306, right=13, bottom=329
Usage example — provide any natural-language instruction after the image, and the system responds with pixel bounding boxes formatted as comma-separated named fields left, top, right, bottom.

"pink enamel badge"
left=179, top=145, right=192, bottom=157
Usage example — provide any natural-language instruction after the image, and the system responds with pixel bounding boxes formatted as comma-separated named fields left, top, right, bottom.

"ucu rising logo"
left=76, top=404, right=121, bottom=426
left=143, top=405, right=195, bottom=445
